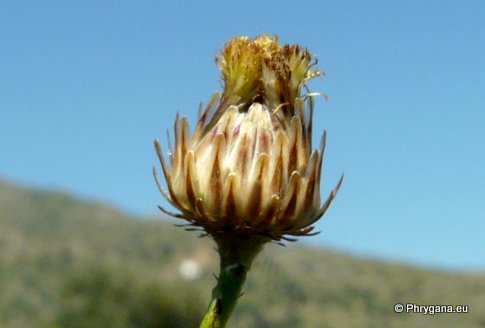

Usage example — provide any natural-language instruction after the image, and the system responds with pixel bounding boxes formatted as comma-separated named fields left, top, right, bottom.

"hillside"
left=1, top=179, right=484, bottom=328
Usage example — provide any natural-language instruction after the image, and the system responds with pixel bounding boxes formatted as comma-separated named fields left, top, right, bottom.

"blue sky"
left=1, top=1, right=484, bottom=271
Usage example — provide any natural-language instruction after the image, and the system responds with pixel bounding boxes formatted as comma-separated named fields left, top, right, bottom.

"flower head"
left=154, top=35, right=342, bottom=241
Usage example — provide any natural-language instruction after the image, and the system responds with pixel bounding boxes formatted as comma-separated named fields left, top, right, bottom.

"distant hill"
left=1, top=179, right=484, bottom=328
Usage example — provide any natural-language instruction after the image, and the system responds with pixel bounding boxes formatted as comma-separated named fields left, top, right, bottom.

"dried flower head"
left=154, top=35, right=342, bottom=242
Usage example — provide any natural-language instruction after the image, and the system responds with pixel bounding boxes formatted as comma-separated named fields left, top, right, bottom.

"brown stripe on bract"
left=305, top=95, right=314, bottom=150
left=193, top=92, right=222, bottom=143
left=192, top=103, right=207, bottom=144
left=246, top=180, right=262, bottom=223
left=245, top=154, right=267, bottom=219
left=302, top=151, right=319, bottom=210
left=183, top=151, right=198, bottom=209
left=272, top=132, right=289, bottom=195
left=219, top=106, right=239, bottom=144
left=195, top=197, right=216, bottom=224
left=316, top=131, right=327, bottom=183
left=236, top=134, right=249, bottom=180
left=297, top=108, right=311, bottom=157
left=291, top=116, right=307, bottom=172
left=257, top=129, right=270, bottom=155
left=152, top=167, right=176, bottom=206
left=287, top=123, right=298, bottom=175
left=223, top=173, right=239, bottom=227
left=257, top=193, right=280, bottom=228
left=279, top=171, right=302, bottom=225
left=180, top=117, right=191, bottom=163
left=208, top=133, right=225, bottom=216
left=154, top=140, right=186, bottom=212
left=288, top=116, right=308, bottom=173
left=269, top=140, right=283, bottom=195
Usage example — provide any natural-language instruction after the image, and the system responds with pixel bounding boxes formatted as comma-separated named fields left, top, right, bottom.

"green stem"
left=199, top=234, right=268, bottom=328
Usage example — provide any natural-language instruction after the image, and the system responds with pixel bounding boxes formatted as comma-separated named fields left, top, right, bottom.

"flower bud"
left=155, top=35, right=342, bottom=241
